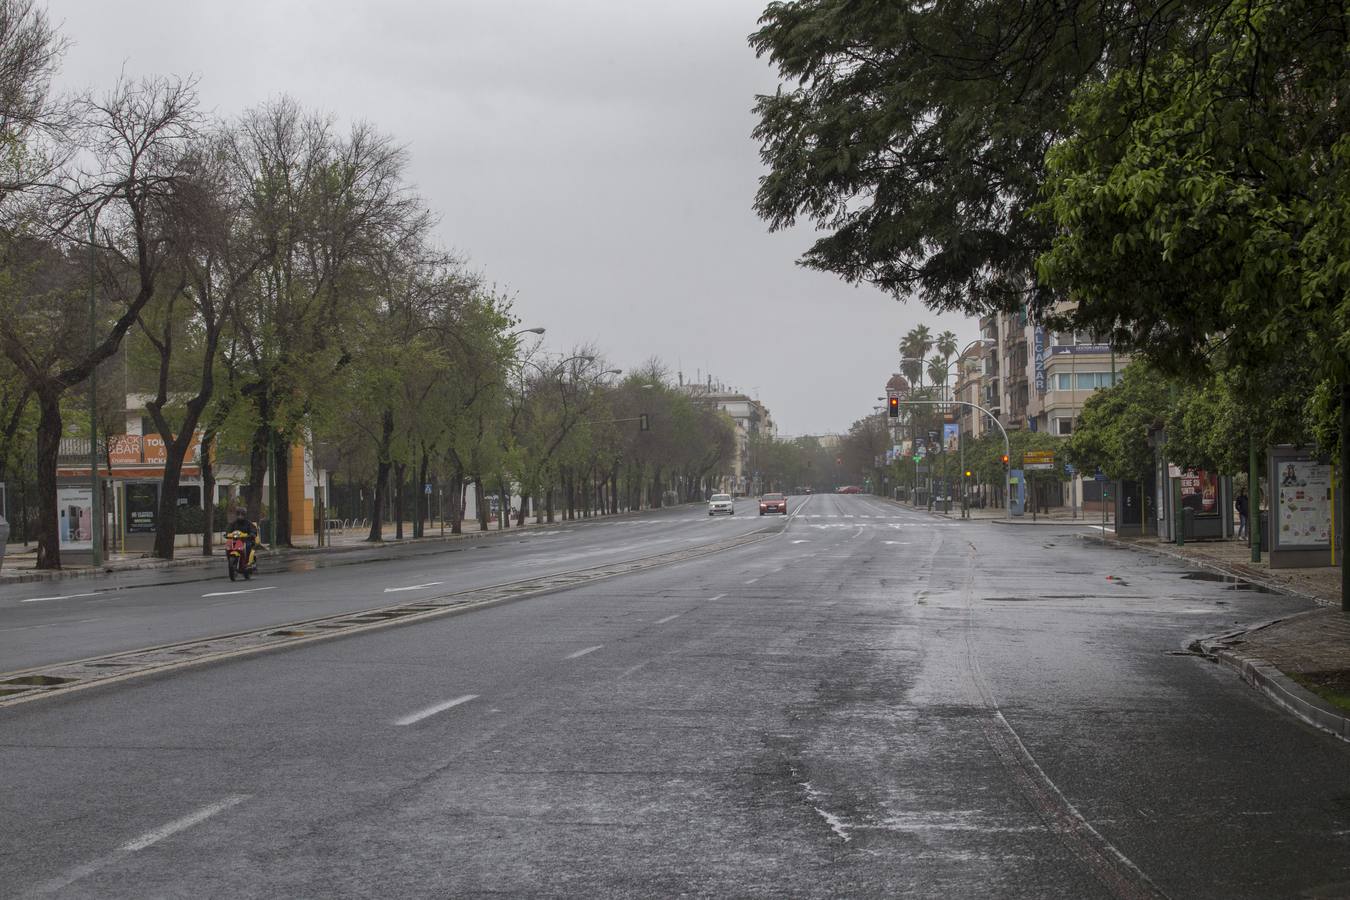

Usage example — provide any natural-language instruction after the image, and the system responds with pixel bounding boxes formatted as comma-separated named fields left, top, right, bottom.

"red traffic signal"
left=1001, top=454, right=1010, bottom=466
left=887, top=396, right=899, bottom=418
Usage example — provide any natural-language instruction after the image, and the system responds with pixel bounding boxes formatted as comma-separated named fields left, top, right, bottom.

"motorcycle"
left=224, top=530, right=257, bottom=581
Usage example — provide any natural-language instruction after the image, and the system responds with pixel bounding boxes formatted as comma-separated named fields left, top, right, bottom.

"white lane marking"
left=20, top=592, right=100, bottom=603
left=791, top=539, right=810, bottom=544
left=565, top=645, right=603, bottom=660
left=35, top=795, right=251, bottom=896
left=200, top=586, right=275, bottom=598
left=744, top=577, right=759, bottom=584
left=708, top=593, right=727, bottom=601
left=655, top=614, right=680, bottom=624
left=394, top=694, right=479, bottom=726
left=618, top=661, right=650, bottom=679
left=121, top=795, right=250, bottom=852
left=383, top=581, right=444, bottom=593
left=882, top=540, right=911, bottom=545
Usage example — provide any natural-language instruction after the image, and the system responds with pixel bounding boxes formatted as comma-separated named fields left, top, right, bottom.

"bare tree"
left=0, top=75, right=198, bottom=568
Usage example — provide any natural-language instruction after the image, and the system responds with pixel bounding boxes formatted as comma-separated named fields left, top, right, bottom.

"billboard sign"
left=57, top=487, right=93, bottom=550
left=1023, top=450, right=1055, bottom=471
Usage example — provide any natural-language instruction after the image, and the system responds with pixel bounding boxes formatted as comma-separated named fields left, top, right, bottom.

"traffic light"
left=887, top=396, right=899, bottom=418
left=639, top=413, right=650, bottom=432
left=965, top=469, right=973, bottom=479
left=1001, top=453, right=1010, bottom=467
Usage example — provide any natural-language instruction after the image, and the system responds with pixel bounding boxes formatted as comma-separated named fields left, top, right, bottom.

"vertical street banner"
left=57, top=487, right=93, bottom=550
left=1034, top=327, right=1047, bottom=394
left=943, top=423, right=959, bottom=452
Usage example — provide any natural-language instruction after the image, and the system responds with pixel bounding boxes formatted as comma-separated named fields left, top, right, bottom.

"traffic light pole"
left=893, top=399, right=1011, bottom=516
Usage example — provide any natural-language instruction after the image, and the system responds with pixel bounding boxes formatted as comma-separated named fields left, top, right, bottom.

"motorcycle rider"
left=226, top=507, right=259, bottom=571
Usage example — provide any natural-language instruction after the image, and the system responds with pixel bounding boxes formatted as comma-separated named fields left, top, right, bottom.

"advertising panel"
left=108, top=434, right=142, bottom=465
left=943, top=423, right=959, bottom=452
left=1179, top=469, right=1218, bottom=516
left=142, top=433, right=167, bottom=465
left=1277, top=460, right=1332, bottom=546
left=57, top=487, right=93, bottom=550
left=126, top=482, right=159, bottom=534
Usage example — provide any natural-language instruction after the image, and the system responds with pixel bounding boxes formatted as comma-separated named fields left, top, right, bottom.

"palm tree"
left=927, top=353, right=949, bottom=399
left=900, top=325, right=934, bottom=388
left=936, top=330, right=958, bottom=364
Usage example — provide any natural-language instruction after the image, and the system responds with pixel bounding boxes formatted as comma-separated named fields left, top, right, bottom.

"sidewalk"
left=0, top=515, right=580, bottom=584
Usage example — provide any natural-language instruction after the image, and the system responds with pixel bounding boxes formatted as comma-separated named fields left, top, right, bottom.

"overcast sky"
left=52, top=0, right=973, bottom=436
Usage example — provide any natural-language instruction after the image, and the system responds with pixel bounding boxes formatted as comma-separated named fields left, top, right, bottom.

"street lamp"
left=513, top=326, right=546, bottom=336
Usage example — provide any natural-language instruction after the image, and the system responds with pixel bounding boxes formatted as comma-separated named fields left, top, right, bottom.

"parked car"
left=759, top=492, right=787, bottom=515
left=836, top=485, right=861, bottom=494
left=708, top=493, right=735, bottom=516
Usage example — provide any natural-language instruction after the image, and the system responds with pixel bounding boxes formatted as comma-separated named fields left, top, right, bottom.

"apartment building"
left=681, top=384, right=777, bottom=495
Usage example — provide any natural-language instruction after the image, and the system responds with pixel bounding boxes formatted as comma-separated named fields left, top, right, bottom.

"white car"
left=708, top=493, right=735, bottom=516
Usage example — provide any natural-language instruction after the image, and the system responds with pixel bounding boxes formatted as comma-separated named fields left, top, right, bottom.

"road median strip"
left=0, top=527, right=776, bottom=709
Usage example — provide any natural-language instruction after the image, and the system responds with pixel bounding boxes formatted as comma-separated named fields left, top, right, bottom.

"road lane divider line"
left=121, top=795, right=250, bottom=851
left=383, top=582, right=444, bottom=593
left=20, top=592, right=100, bottom=603
left=31, top=795, right=251, bottom=896
left=0, top=527, right=778, bottom=710
left=395, top=694, right=479, bottom=726
left=565, top=645, right=603, bottom=660
left=708, top=593, right=727, bottom=601
left=655, top=614, right=680, bottom=624
left=744, top=577, right=759, bottom=584
left=201, top=586, right=276, bottom=598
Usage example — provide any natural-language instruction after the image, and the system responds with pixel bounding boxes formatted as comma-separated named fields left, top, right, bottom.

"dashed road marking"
left=655, top=614, right=681, bottom=624
left=565, top=645, right=603, bottom=660
left=384, top=582, right=444, bottom=593
left=121, top=795, right=250, bottom=852
left=394, top=694, right=479, bottom=726
left=200, top=586, right=276, bottom=598
left=708, top=593, right=727, bottom=601
left=20, top=592, right=100, bottom=603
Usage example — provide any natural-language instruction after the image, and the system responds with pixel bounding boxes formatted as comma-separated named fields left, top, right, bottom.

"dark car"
left=759, top=492, right=787, bottom=515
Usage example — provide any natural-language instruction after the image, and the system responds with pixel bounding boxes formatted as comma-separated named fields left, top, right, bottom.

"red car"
left=759, top=492, right=788, bottom=515
left=836, top=485, right=861, bottom=494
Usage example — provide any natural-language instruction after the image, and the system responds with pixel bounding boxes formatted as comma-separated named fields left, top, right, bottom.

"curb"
left=1199, top=636, right=1350, bottom=744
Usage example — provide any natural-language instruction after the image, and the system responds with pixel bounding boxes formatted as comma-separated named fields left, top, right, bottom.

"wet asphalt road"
left=0, top=503, right=777, bottom=672
left=4, top=494, right=1350, bottom=898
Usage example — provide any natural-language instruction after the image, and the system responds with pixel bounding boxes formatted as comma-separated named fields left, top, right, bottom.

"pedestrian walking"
left=1235, top=489, right=1249, bottom=540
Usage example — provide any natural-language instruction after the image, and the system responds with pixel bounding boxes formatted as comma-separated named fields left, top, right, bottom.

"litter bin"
left=0, top=515, right=8, bottom=570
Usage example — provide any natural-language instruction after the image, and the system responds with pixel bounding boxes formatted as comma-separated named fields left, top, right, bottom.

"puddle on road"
left=1180, top=571, right=1277, bottom=592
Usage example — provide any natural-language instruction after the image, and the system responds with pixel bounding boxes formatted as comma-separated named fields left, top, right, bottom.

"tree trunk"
left=274, top=433, right=293, bottom=546
left=516, top=492, right=529, bottom=527
left=34, top=389, right=63, bottom=569
left=546, top=482, right=555, bottom=523
left=366, top=411, right=394, bottom=541
left=475, top=480, right=488, bottom=530
left=246, top=421, right=268, bottom=523
left=152, top=442, right=187, bottom=559
left=394, top=461, right=406, bottom=540
left=201, top=430, right=216, bottom=557
left=449, top=472, right=464, bottom=534
left=417, top=451, right=430, bottom=538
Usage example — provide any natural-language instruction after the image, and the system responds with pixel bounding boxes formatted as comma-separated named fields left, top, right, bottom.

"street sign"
left=1023, top=450, right=1055, bottom=471
left=424, top=483, right=433, bottom=494
left=1064, top=463, right=1075, bottom=476
left=1094, top=472, right=1110, bottom=482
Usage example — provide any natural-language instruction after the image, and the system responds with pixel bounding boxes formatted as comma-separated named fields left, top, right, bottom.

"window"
left=1070, top=371, right=1116, bottom=390
left=1055, top=417, right=1075, bottom=436
left=1056, top=373, right=1073, bottom=391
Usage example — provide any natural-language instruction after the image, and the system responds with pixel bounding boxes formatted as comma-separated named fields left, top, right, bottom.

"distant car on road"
left=708, top=493, right=735, bottom=516
left=759, top=492, right=787, bottom=515
left=836, top=485, right=861, bottom=494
